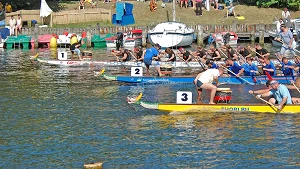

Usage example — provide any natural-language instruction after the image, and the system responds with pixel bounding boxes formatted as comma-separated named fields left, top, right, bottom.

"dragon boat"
left=128, top=93, right=300, bottom=114
left=98, top=70, right=294, bottom=85
left=32, top=53, right=294, bottom=68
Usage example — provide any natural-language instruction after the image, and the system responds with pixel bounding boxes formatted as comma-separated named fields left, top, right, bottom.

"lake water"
left=0, top=46, right=300, bottom=168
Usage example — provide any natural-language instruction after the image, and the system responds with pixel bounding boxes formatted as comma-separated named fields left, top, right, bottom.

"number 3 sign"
left=131, top=67, right=143, bottom=77
left=176, top=91, right=192, bottom=104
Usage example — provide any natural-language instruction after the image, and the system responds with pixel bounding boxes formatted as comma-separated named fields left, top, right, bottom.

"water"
left=0, top=47, right=300, bottom=168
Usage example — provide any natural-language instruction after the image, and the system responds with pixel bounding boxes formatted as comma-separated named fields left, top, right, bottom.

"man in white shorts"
left=194, top=67, right=224, bottom=104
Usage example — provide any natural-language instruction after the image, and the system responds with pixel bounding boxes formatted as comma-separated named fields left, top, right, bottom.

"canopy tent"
left=40, top=0, right=53, bottom=26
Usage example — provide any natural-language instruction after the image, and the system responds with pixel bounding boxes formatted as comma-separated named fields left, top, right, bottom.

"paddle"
left=220, top=64, right=254, bottom=85
left=112, top=52, right=121, bottom=62
left=177, top=53, right=190, bottom=67
left=190, top=52, right=207, bottom=71
left=276, top=38, right=300, bottom=54
left=128, top=50, right=138, bottom=61
left=292, top=82, right=300, bottom=94
left=251, top=93, right=279, bottom=112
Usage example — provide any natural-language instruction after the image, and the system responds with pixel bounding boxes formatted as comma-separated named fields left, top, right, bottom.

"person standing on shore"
left=195, top=0, right=202, bottom=16
left=282, top=7, right=291, bottom=28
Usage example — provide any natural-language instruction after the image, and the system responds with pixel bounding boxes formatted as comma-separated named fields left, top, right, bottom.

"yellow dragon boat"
left=128, top=93, right=300, bottom=114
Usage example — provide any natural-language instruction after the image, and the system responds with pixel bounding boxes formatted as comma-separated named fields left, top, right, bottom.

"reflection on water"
left=0, top=48, right=299, bottom=168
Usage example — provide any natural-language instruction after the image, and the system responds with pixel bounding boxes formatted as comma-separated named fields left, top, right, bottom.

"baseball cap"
left=178, top=47, right=184, bottom=51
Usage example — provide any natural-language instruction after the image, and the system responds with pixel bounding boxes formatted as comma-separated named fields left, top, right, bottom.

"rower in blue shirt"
left=225, top=58, right=244, bottom=76
left=263, top=57, right=276, bottom=76
left=206, top=60, right=218, bottom=69
left=242, top=57, right=259, bottom=76
left=280, top=57, right=294, bottom=76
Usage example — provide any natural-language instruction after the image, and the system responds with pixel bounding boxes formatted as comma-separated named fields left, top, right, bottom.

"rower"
left=177, top=47, right=192, bottom=62
left=242, top=57, right=259, bottom=76
left=278, top=56, right=294, bottom=76
left=256, top=80, right=292, bottom=110
left=194, top=67, right=224, bottom=104
left=225, top=58, right=244, bottom=77
left=206, top=60, right=218, bottom=69
left=165, top=47, right=176, bottom=62
left=237, top=45, right=252, bottom=59
left=262, top=57, right=276, bottom=76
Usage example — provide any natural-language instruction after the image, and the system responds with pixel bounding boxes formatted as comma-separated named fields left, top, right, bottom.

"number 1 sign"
left=176, top=91, right=192, bottom=104
left=131, top=67, right=143, bottom=77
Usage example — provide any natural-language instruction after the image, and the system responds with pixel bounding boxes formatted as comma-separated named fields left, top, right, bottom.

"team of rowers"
left=111, top=42, right=300, bottom=78
left=110, top=41, right=300, bottom=109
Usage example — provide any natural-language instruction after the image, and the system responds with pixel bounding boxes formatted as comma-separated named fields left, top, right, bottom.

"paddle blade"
left=30, top=53, right=39, bottom=60
left=265, top=71, right=273, bottom=80
left=252, top=76, right=257, bottom=83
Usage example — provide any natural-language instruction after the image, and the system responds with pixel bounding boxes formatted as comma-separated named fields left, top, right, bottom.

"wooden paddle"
left=276, top=38, right=300, bottom=54
left=112, top=52, right=120, bottom=62
left=220, top=64, right=255, bottom=85
left=177, top=53, right=190, bottom=67
left=292, top=82, right=300, bottom=94
left=190, top=52, right=207, bottom=71
left=128, top=50, right=138, bottom=61
left=94, top=68, right=105, bottom=77
left=251, top=93, right=279, bottom=112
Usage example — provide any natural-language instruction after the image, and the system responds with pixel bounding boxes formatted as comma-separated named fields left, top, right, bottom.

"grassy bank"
left=53, top=1, right=300, bottom=28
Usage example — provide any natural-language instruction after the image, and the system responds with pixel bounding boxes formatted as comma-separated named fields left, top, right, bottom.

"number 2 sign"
left=176, top=91, right=192, bottom=104
left=131, top=67, right=143, bottom=77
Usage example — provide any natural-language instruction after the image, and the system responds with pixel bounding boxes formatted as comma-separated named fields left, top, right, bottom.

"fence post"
left=33, top=24, right=39, bottom=48
left=197, top=25, right=204, bottom=46
left=86, top=26, right=92, bottom=48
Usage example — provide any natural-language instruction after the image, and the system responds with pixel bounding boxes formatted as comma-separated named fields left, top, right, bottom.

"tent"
left=40, top=0, right=53, bottom=26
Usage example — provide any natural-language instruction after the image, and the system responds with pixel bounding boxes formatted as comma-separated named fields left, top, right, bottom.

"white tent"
left=40, top=0, right=53, bottom=26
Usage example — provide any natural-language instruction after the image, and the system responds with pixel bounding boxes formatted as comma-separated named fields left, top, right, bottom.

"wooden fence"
left=5, top=8, right=112, bottom=27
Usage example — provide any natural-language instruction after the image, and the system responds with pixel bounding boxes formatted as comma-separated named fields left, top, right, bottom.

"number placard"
left=58, top=51, right=68, bottom=60
left=131, top=67, right=143, bottom=77
left=176, top=91, right=192, bottom=104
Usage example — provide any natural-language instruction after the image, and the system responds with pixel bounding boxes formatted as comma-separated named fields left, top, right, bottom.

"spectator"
left=180, top=0, right=188, bottom=9
left=282, top=8, right=291, bottom=28
left=5, top=2, right=12, bottom=13
left=195, top=0, right=202, bottom=16
left=15, top=14, right=22, bottom=36
left=150, top=0, right=158, bottom=12
left=226, top=2, right=235, bottom=18
left=9, top=15, right=16, bottom=36
left=79, top=0, right=84, bottom=10
left=213, top=0, right=219, bottom=10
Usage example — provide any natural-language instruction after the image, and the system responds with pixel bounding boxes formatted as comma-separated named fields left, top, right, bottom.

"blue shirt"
left=229, top=62, right=243, bottom=76
left=144, top=47, right=159, bottom=61
left=264, top=61, right=276, bottom=76
left=269, top=84, right=292, bottom=104
left=242, top=63, right=258, bottom=76
left=281, top=61, right=294, bottom=76
left=210, top=63, right=218, bottom=69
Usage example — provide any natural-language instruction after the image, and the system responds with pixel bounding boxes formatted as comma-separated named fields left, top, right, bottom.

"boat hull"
left=103, top=74, right=294, bottom=84
left=148, top=22, right=194, bottom=48
left=36, top=59, right=295, bottom=68
left=149, top=103, right=300, bottom=114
